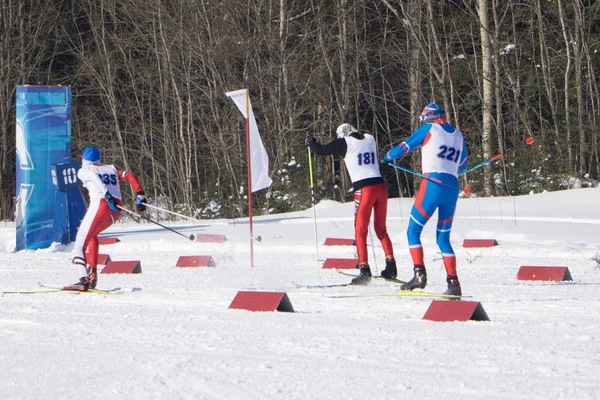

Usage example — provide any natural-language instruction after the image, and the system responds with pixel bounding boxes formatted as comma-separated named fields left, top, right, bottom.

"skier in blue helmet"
left=68, top=146, right=147, bottom=291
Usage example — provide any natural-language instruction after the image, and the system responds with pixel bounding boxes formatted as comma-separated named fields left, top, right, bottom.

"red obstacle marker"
left=322, top=258, right=358, bottom=270
left=229, top=291, right=294, bottom=312
left=462, top=239, right=498, bottom=248
left=97, top=254, right=111, bottom=265
left=98, top=237, right=120, bottom=245
left=176, top=255, right=215, bottom=268
left=324, top=238, right=356, bottom=246
left=423, top=300, right=490, bottom=322
left=517, top=266, right=573, bottom=281
left=101, top=260, right=142, bottom=274
left=194, top=234, right=227, bottom=243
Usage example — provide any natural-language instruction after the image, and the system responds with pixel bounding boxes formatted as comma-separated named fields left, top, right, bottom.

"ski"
left=2, top=288, right=112, bottom=295
left=335, top=269, right=407, bottom=285
left=324, top=289, right=469, bottom=300
left=292, top=281, right=357, bottom=289
left=38, top=282, right=121, bottom=295
left=292, top=277, right=405, bottom=290
left=335, top=268, right=359, bottom=277
left=374, top=276, right=407, bottom=285
left=2, top=288, right=62, bottom=295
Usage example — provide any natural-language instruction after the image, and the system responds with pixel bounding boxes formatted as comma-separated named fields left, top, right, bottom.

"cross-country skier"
left=306, top=123, right=396, bottom=285
left=383, top=103, right=468, bottom=296
left=71, top=146, right=147, bottom=291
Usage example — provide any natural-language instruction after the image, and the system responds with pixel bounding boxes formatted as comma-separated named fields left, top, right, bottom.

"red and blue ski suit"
left=384, top=119, right=467, bottom=276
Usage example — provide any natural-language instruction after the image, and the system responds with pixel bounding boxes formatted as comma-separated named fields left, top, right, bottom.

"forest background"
left=1, top=0, right=599, bottom=221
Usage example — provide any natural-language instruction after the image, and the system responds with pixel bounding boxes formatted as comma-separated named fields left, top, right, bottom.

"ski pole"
left=307, top=147, right=322, bottom=279
left=143, top=203, right=262, bottom=242
left=144, top=203, right=197, bottom=222
left=459, top=137, right=534, bottom=176
left=385, top=162, right=462, bottom=191
left=117, top=205, right=195, bottom=241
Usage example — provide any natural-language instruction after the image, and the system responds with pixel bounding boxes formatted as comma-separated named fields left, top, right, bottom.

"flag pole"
left=226, top=88, right=271, bottom=268
left=307, top=147, right=321, bottom=279
left=245, top=89, right=254, bottom=268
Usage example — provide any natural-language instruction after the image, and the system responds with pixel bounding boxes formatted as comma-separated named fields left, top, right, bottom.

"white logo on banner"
left=15, top=122, right=34, bottom=170
left=15, top=183, right=34, bottom=223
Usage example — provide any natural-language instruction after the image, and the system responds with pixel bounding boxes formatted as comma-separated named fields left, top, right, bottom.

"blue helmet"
left=420, top=103, right=445, bottom=123
left=82, top=146, right=101, bottom=163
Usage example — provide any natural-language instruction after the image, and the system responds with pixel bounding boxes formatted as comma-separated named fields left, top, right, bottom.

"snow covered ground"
left=1, top=188, right=600, bottom=399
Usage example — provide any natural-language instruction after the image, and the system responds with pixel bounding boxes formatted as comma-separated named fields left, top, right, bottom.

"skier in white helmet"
left=306, top=123, right=396, bottom=284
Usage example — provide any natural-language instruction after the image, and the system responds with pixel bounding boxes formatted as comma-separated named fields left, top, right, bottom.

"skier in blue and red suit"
left=383, top=103, right=468, bottom=296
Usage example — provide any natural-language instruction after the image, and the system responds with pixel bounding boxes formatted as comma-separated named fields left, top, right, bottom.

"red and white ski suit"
left=308, top=133, right=394, bottom=265
left=72, top=160, right=143, bottom=277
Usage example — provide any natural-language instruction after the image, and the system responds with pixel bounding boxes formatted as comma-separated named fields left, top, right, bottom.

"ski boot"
left=443, top=275, right=462, bottom=298
left=351, top=264, right=372, bottom=285
left=380, top=258, right=397, bottom=280
left=400, top=265, right=427, bottom=290
left=88, top=268, right=98, bottom=289
left=64, top=276, right=90, bottom=292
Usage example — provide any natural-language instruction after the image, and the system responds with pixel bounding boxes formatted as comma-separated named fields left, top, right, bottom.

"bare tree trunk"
left=583, top=17, right=600, bottom=177
left=534, top=0, right=561, bottom=146
left=407, top=1, right=422, bottom=133
left=0, top=1, right=21, bottom=219
left=91, top=0, right=130, bottom=171
left=424, top=1, right=451, bottom=114
left=571, top=0, right=585, bottom=174
left=337, top=0, right=350, bottom=119
left=478, top=0, right=494, bottom=195
left=156, top=2, right=193, bottom=211
left=407, top=0, right=423, bottom=195
left=492, top=0, right=509, bottom=195
left=557, top=0, right=574, bottom=172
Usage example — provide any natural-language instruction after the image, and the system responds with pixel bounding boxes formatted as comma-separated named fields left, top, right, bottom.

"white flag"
left=226, top=89, right=272, bottom=192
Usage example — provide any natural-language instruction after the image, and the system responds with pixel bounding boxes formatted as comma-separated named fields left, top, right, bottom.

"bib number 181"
left=358, top=152, right=376, bottom=165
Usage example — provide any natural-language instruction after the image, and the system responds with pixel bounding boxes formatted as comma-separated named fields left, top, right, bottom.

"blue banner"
left=15, top=86, right=73, bottom=250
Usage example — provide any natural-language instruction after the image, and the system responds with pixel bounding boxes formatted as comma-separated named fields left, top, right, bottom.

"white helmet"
left=336, top=123, right=358, bottom=138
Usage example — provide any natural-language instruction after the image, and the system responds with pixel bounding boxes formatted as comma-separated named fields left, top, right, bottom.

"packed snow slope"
left=1, top=188, right=600, bottom=400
